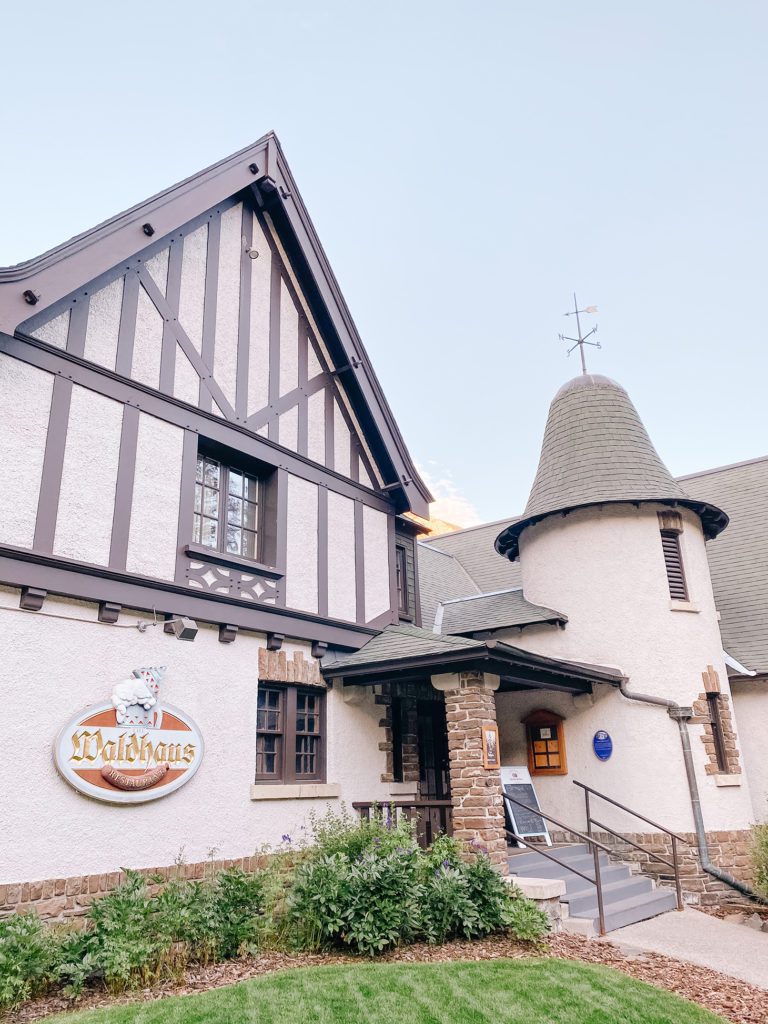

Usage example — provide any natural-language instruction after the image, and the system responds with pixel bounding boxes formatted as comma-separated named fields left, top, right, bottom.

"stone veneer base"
left=548, top=828, right=755, bottom=907
left=0, top=856, right=265, bottom=923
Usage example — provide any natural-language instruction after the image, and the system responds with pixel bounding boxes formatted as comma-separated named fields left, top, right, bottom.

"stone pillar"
left=432, top=670, right=509, bottom=872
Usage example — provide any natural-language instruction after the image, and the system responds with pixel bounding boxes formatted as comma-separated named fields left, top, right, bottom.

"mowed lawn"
left=49, top=959, right=724, bottom=1024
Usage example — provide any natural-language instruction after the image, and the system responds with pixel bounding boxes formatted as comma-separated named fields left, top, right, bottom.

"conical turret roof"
left=495, top=374, right=728, bottom=561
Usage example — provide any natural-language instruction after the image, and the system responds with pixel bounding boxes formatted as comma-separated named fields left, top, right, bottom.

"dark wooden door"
left=416, top=693, right=451, bottom=845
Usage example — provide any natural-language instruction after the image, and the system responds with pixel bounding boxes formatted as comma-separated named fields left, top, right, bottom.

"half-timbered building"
left=1, top=135, right=766, bottom=930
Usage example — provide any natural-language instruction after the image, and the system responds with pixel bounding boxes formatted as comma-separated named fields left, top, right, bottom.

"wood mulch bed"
left=2, top=932, right=766, bottom=1024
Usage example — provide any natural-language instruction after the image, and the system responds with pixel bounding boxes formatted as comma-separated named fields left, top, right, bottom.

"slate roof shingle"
left=437, top=588, right=567, bottom=635
left=494, top=375, right=728, bottom=560
left=679, top=456, right=768, bottom=675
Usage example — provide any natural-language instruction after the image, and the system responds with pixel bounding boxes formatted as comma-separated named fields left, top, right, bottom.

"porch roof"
left=321, top=623, right=624, bottom=694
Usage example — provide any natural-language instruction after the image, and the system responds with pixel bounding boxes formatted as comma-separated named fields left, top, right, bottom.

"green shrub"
left=287, top=809, right=549, bottom=954
left=0, top=913, right=56, bottom=1008
left=751, top=822, right=768, bottom=897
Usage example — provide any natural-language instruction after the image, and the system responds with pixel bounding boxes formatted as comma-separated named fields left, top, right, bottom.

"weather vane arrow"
left=559, top=293, right=601, bottom=374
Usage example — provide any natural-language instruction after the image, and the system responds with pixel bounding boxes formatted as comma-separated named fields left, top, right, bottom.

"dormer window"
left=658, top=511, right=688, bottom=601
left=194, top=454, right=261, bottom=560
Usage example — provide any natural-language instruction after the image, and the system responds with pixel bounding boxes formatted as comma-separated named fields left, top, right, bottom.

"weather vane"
left=559, top=293, right=600, bottom=374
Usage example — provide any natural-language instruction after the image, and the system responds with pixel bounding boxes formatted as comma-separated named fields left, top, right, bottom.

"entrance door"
left=416, top=697, right=451, bottom=845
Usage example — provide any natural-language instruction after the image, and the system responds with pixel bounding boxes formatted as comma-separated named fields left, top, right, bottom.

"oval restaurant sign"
left=54, top=667, right=204, bottom=804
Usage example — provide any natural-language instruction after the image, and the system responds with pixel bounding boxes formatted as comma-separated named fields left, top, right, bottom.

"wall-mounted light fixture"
left=136, top=611, right=198, bottom=641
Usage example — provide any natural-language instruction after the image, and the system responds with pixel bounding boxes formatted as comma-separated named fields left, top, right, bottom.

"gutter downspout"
left=617, top=680, right=767, bottom=905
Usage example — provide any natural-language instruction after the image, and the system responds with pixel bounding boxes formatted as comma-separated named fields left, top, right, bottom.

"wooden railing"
left=352, top=800, right=453, bottom=848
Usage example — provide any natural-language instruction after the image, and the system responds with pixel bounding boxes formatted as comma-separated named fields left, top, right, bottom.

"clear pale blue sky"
left=2, top=1, right=766, bottom=524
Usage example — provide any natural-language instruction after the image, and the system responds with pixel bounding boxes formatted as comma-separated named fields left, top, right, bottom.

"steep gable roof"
left=421, top=518, right=521, bottom=593
left=679, top=456, right=768, bottom=675
left=0, top=133, right=430, bottom=516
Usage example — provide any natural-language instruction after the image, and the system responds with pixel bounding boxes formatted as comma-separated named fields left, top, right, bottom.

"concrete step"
left=509, top=853, right=623, bottom=884
left=563, top=875, right=654, bottom=917
left=601, top=888, right=679, bottom=932
left=508, top=842, right=679, bottom=934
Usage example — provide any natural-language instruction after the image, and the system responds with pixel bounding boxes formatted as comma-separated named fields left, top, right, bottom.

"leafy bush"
left=287, top=808, right=549, bottom=954
left=0, top=865, right=267, bottom=1008
left=751, top=822, right=768, bottom=897
left=0, top=913, right=55, bottom=1008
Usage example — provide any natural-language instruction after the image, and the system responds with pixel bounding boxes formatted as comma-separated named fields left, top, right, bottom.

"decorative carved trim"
left=266, top=632, right=285, bottom=651
left=311, top=640, right=328, bottom=659
left=658, top=509, right=684, bottom=534
left=258, top=647, right=325, bottom=687
left=186, top=558, right=278, bottom=605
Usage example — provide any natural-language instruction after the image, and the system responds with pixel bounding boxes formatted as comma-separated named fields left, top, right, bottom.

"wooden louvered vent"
left=660, top=529, right=688, bottom=600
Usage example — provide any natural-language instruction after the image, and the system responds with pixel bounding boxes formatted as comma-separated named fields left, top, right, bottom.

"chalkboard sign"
left=500, top=766, right=551, bottom=845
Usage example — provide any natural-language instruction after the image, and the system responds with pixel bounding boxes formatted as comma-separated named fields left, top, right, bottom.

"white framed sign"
left=500, top=765, right=551, bottom=846
left=54, top=667, right=204, bottom=804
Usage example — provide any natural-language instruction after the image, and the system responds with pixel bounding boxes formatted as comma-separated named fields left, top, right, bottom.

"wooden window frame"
left=194, top=452, right=262, bottom=563
left=706, top=692, right=728, bottom=773
left=522, top=709, right=567, bottom=777
left=395, top=543, right=413, bottom=620
left=255, top=684, right=326, bottom=784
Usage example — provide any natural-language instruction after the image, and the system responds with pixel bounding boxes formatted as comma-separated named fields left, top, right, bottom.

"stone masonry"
left=437, top=670, right=509, bottom=872
left=550, top=827, right=755, bottom=907
left=0, top=855, right=265, bottom=923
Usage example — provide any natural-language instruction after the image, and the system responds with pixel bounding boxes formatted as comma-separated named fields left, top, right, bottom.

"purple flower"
left=281, top=834, right=292, bottom=844
left=441, top=859, right=451, bottom=868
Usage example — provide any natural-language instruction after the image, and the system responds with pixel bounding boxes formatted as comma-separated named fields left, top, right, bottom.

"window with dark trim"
left=658, top=511, right=688, bottom=601
left=255, top=685, right=325, bottom=783
left=395, top=544, right=409, bottom=618
left=194, top=454, right=261, bottom=561
left=706, top=693, right=728, bottom=773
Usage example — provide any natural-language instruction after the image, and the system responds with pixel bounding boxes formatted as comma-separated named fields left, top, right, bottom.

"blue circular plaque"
left=593, top=730, right=613, bottom=761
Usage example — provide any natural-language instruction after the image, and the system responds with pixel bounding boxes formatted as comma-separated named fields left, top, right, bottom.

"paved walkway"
left=605, top=908, right=768, bottom=990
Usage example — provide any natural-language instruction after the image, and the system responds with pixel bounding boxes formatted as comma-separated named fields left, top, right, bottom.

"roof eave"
left=495, top=497, right=729, bottom=561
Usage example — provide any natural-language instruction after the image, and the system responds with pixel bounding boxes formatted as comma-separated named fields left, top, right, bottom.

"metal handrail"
left=503, top=793, right=609, bottom=935
left=573, top=781, right=689, bottom=911
left=573, top=781, right=692, bottom=844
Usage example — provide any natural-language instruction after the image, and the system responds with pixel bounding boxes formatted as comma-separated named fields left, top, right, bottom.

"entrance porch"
left=323, top=624, right=624, bottom=866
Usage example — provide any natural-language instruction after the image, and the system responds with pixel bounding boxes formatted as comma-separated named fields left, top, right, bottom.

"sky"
left=2, top=1, right=767, bottom=526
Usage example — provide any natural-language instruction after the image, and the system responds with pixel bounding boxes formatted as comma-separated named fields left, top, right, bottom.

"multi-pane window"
left=255, top=687, right=283, bottom=778
left=523, top=710, right=567, bottom=776
left=255, top=686, right=325, bottom=783
left=194, top=454, right=260, bottom=560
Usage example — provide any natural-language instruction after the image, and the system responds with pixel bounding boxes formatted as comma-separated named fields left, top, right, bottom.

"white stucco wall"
left=213, top=204, right=242, bottom=409
left=0, top=356, right=54, bottom=549
left=0, top=590, right=391, bottom=883
left=31, top=310, right=69, bottom=349
left=126, top=413, right=184, bottom=581
left=84, top=277, right=123, bottom=370
left=730, top=678, right=768, bottom=823
left=307, top=389, right=325, bottom=466
left=363, top=506, right=390, bottom=622
left=286, top=475, right=318, bottom=613
left=327, top=492, right=357, bottom=622
left=178, top=224, right=208, bottom=353
left=131, top=284, right=163, bottom=390
left=504, top=503, right=754, bottom=833
left=247, top=212, right=271, bottom=416
left=333, top=399, right=351, bottom=478
left=54, top=386, right=123, bottom=566
left=279, top=278, right=299, bottom=397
